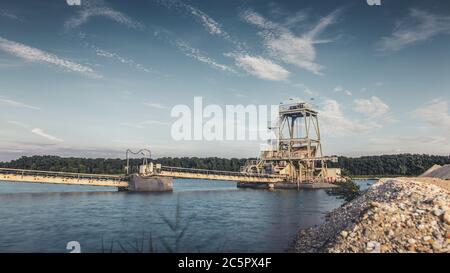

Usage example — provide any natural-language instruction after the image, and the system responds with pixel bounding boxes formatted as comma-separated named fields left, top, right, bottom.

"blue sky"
left=0, top=0, right=450, bottom=161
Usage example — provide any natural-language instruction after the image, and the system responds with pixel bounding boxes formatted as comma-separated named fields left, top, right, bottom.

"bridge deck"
left=158, top=166, right=285, bottom=183
left=0, top=166, right=286, bottom=188
left=0, top=168, right=129, bottom=187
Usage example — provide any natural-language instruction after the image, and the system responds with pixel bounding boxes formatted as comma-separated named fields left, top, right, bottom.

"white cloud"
left=186, top=5, right=225, bottom=37
left=31, top=128, right=63, bottom=142
left=156, top=0, right=230, bottom=40
left=95, top=48, right=152, bottom=73
left=333, top=86, right=352, bottom=96
left=7, top=120, right=29, bottom=128
left=230, top=54, right=290, bottom=81
left=292, top=83, right=318, bottom=96
left=0, top=9, right=21, bottom=21
left=0, top=36, right=100, bottom=78
left=241, top=9, right=340, bottom=75
left=413, top=99, right=450, bottom=129
left=320, top=99, right=381, bottom=136
left=368, top=135, right=450, bottom=154
left=234, top=93, right=248, bottom=98
left=65, top=0, right=143, bottom=30
left=377, top=9, right=450, bottom=53
left=353, top=96, right=390, bottom=118
left=143, top=102, right=167, bottom=109
left=175, top=40, right=235, bottom=73
left=0, top=96, right=40, bottom=110
left=370, top=136, right=448, bottom=146
left=121, top=120, right=168, bottom=129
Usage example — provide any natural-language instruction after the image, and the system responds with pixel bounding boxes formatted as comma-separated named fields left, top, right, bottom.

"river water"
left=0, top=179, right=375, bottom=253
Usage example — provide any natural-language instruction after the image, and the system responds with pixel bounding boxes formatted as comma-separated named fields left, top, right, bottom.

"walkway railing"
left=160, top=166, right=284, bottom=179
left=0, top=168, right=126, bottom=182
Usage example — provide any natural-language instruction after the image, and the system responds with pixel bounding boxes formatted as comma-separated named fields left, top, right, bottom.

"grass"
left=100, top=196, right=197, bottom=253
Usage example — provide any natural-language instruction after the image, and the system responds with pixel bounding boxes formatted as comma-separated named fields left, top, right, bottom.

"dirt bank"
left=293, top=178, right=450, bottom=253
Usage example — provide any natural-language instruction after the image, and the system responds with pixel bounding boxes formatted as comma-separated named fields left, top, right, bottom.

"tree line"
left=0, top=155, right=249, bottom=175
left=0, top=154, right=449, bottom=176
left=328, top=154, right=450, bottom=176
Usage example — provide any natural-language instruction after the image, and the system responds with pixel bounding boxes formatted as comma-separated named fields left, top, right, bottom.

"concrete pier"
left=126, top=174, right=173, bottom=192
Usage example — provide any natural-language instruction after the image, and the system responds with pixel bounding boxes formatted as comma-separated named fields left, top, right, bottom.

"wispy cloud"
left=31, top=128, right=64, bottom=142
left=0, top=96, right=40, bottom=110
left=228, top=54, right=289, bottom=81
left=370, top=136, right=448, bottom=146
left=121, top=120, right=168, bottom=129
left=184, top=4, right=226, bottom=37
left=377, top=8, right=450, bottom=53
left=320, top=99, right=381, bottom=136
left=7, top=120, right=29, bottom=128
left=175, top=40, right=235, bottom=73
left=413, top=99, right=450, bottom=129
left=353, top=96, right=390, bottom=118
left=155, top=0, right=246, bottom=51
left=0, top=9, right=22, bottom=21
left=293, top=83, right=318, bottom=97
left=333, top=86, right=352, bottom=96
left=8, top=121, right=64, bottom=143
left=0, top=36, right=101, bottom=78
left=65, top=0, right=143, bottom=30
left=156, top=1, right=226, bottom=38
left=143, top=102, right=167, bottom=109
left=95, top=48, right=153, bottom=73
left=241, top=9, right=341, bottom=75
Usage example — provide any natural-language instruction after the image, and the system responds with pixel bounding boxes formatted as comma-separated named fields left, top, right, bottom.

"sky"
left=0, top=0, right=450, bottom=161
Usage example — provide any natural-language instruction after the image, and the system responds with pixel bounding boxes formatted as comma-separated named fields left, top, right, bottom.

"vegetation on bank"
left=326, top=180, right=361, bottom=202
left=0, top=155, right=249, bottom=174
left=0, top=154, right=449, bottom=176
left=328, top=154, right=450, bottom=176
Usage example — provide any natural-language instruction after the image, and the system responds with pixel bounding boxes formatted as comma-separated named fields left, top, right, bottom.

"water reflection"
left=0, top=179, right=373, bottom=253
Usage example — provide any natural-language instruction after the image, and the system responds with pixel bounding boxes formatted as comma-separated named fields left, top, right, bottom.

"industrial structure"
left=241, top=99, right=339, bottom=185
left=0, top=99, right=342, bottom=191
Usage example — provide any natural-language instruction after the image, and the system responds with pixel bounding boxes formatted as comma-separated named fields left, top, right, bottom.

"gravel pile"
left=420, top=164, right=443, bottom=177
left=420, top=164, right=450, bottom=180
left=293, top=178, right=450, bottom=253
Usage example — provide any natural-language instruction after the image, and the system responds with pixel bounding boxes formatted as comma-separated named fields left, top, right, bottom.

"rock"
left=371, top=201, right=381, bottom=208
left=367, top=241, right=381, bottom=253
left=432, top=242, right=442, bottom=251
left=363, top=229, right=370, bottom=237
left=434, top=209, right=444, bottom=217
left=443, top=211, right=450, bottom=225
left=340, top=230, right=348, bottom=238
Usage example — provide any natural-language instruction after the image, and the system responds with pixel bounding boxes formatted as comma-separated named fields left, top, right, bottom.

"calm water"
left=0, top=179, right=374, bottom=253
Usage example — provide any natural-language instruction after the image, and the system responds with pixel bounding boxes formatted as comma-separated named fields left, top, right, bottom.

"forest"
left=1, top=154, right=449, bottom=176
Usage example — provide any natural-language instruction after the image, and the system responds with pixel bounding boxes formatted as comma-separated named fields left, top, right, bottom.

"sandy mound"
left=420, top=164, right=442, bottom=177
left=421, top=165, right=450, bottom=180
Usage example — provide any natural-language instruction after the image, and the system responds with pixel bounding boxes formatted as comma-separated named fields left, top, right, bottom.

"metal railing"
left=160, top=166, right=284, bottom=179
left=0, top=168, right=127, bottom=182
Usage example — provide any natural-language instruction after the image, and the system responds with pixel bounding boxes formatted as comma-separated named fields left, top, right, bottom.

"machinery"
left=242, top=99, right=339, bottom=183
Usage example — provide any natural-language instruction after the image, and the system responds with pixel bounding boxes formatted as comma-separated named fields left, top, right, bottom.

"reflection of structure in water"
left=242, top=99, right=341, bottom=183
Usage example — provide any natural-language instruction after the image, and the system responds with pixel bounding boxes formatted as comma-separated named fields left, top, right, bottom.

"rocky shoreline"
left=293, top=178, right=450, bottom=253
